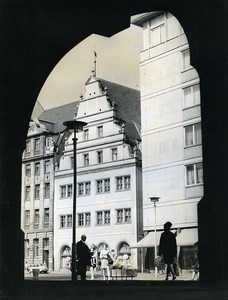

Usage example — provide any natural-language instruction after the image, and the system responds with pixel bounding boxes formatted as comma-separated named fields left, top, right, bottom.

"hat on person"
left=164, top=221, right=172, bottom=230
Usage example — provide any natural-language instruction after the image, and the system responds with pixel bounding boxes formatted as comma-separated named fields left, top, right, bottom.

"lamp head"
left=149, top=196, right=160, bottom=203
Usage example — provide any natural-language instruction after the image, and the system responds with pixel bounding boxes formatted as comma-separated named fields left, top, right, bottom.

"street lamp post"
left=63, top=120, right=87, bottom=281
left=149, top=196, right=160, bottom=278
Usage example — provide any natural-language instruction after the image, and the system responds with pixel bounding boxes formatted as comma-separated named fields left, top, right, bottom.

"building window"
left=96, top=178, right=110, bottom=193
left=84, top=154, right=89, bottom=166
left=60, top=185, right=66, bottom=198
left=44, top=208, right=49, bottom=224
left=116, top=176, right=131, bottom=191
left=45, top=137, right=52, bottom=148
left=44, top=183, right=50, bottom=198
left=104, top=179, right=110, bottom=192
left=78, top=212, right=91, bottom=227
left=43, top=238, right=49, bottom=248
left=182, top=49, right=191, bottom=71
left=85, top=182, right=91, bottom=195
left=186, top=163, right=203, bottom=186
left=60, top=214, right=72, bottom=228
left=34, top=209, right=39, bottom=226
left=67, top=215, right=72, bottom=227
left=25, top=186, right=30, bottom=201
left=96, top=210, right=110, bottom=226
left=25, top=239, right=29, bottom=257
left=25, top=164, right=31, bottom=176
left=112, top=148, right=118, bottom=161
left=150, top=14, right=165, bottom=47
left=84, top=129, right=89, bottom=141
left=118, top=242, right=131, bottom=256
left=183, top=84, right=200, bottom=108
left=97, top=151, right=103, bottom=163
left=78, top=182, right=91, bottom=196
left=34, top=138, right=40, bottom=154
left=25, top=141, right=31, bottom=156
left=34, top=239, right=39, bottom=256
left=44, top=160, right=50, bottom=173
left=60, top=184, right=73, bottom=198
left=35, top=162, right=40, bottom=176
left=60, top=215, right=66, bottom=228
left=71, top=157, right=74, bottom=169
left=184, top=123, right=202, bottom=147
left=35, top=185, right=40, bottom=200
left=116, top=208, right=131, bottom=224
left=67, top=184, right=73, bottom=197
left=97, top=126, right=103, bottom=137
left=25, top=210, right=30, bottom=225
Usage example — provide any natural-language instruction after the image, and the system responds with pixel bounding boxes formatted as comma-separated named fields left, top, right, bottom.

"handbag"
left=154, top=256, right=163, bottom=268
left=107, top=254, right=114, bottom=265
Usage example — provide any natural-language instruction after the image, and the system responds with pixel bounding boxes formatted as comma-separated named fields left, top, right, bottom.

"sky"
left=37, top=24, right=143, bottom=110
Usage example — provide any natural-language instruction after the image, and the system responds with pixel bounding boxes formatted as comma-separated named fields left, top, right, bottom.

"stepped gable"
left=38, top=79, right=141, bottom=141
left=99, top=79, right=141, bottom=141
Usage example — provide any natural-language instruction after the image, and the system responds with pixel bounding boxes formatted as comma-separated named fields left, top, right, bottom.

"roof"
left=39, top=101, right=78, bottom=133
left=99, top=79, right=141, bottom=140
left=39, top=78, right=141, bottom=140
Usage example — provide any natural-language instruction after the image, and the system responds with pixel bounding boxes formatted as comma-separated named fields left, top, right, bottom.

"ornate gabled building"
left=53, top=72, right=143, bottom=270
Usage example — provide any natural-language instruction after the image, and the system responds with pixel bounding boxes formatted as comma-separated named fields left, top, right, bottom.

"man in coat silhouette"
left=76, top=234, right=91, bottom=280
left=159, top=221, right=177, bottom=280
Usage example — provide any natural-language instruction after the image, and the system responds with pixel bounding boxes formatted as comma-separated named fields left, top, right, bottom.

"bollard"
left=32, top=268, right=40, bottom=280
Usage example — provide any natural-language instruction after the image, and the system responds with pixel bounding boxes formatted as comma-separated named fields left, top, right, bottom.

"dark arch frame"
left=0, top=0, right=227, bottom=299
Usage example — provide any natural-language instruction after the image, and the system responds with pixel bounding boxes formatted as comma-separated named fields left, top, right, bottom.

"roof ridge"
left=98, top=78, right=140, bottom=92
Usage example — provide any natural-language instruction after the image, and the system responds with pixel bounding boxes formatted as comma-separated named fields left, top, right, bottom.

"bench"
left=106, top=268, right=137, bottom=280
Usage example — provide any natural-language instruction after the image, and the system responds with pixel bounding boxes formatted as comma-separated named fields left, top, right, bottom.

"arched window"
left=118, top=242, right=131, bottom=256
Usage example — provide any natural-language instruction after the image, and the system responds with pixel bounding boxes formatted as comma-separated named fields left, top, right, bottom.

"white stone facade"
left=53, top=74, right=143, bottom=270
left=132, top=12, right=203, bottom=269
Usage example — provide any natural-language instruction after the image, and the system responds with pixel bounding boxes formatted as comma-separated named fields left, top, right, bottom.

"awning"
left=176, top=228, right=198, bottom=246
left=131, top=228, right=198, bottom=248
left=131, top=231, right=162, bottom=248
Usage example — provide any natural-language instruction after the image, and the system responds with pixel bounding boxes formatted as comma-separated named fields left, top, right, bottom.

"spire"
left=93, top=51, right=97, bottom=76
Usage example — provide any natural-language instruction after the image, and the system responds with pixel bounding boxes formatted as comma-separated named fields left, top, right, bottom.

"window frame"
left=116, top=208, right=132, bottom=224
left=97, top=125, right=103, bottom=138
left=183, top=84, right=200, bottom=109
left=25, top=164, right=31, bottom=176
left=34, top=184, right=40, bottom=200
left=97, top=150, right=103, bottom=164
left=185, top=162, right=203, bottom=186
left=111, top=148, right=118, bottom=161
left=116, top=175, right=131, bottom=191
left=96, top=178, right=110, bottom=194
left=78, top=181, right=91, bottom=196
left=96, top=210, right=111, bottom=226
left=78, top=212, right=91, bottom=227
left=34, top=162, right=40, bottom=176
left=83, top=153, right=89, bottom=166
left=184, top=123, right=202, bottom=147
left=60, top=214, right=72, bottom=228
left=181, top=48, right=191, bottom=71
left=44, top=183, right=50, bottom=199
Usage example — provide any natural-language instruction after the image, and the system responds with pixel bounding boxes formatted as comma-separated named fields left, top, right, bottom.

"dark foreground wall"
left=0, top=0, right=227, bottom=299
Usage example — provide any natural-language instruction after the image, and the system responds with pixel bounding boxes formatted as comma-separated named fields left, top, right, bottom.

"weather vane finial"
left=93, top=51, right=97, bottom=76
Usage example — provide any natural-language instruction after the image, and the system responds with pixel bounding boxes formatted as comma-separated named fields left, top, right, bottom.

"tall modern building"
left=132, top=12, right=203, bottom=270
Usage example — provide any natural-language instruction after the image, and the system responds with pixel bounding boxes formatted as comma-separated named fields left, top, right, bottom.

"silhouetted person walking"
left=159, top=221, right=177, bottom=280
left=76, top=234, right=91, bottom=280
